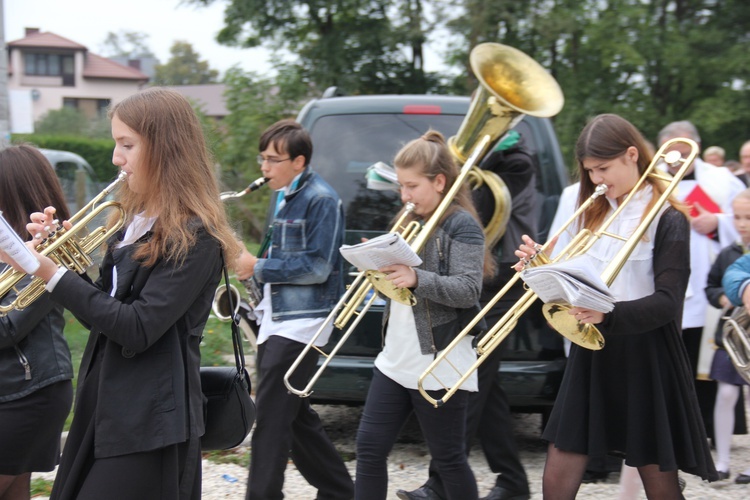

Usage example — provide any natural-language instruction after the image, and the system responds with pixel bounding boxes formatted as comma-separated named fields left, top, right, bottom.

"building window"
left=63, top=98, right=111, bottom=120
left=24, top=53, right=75, bottom=78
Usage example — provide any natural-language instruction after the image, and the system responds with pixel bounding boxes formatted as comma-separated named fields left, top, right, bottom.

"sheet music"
left=0, top=211, right=40, bottom=274
left=520, top=255, right=615, bottom=313
left=340, top=232, right=422, bottom=271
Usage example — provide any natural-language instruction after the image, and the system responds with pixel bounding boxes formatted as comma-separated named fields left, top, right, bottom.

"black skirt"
left=0, top=380, right=73, bottom=475
left=542, top=323, right=718, bottom=481
left=710, top=348, right=750, bottom=387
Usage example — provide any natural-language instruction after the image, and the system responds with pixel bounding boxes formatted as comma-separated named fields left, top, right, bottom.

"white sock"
left=713, top=381, right=740, bottom=473
left=617, top=464, right=643, bottom=500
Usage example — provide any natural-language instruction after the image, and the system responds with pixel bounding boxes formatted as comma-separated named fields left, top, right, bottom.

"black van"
left=295, top=92, right=569, bottom=414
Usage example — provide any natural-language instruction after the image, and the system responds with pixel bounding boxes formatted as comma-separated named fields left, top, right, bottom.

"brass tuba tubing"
left=0, top=172, right=127, bottom=316
left=283, top=204, right=419, bottom=398
left=722, top=308, right=750, bottom=385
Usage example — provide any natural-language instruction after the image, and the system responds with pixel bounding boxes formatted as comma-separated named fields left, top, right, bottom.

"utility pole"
left=0, top=0, right=10, bottom=146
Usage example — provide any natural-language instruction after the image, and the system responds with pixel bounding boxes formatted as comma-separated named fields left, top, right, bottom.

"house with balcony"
left=6, top=28, right=149, bottom=133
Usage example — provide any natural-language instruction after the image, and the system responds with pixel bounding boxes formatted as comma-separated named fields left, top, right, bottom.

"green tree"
left=34, top=108, right=112, bottom=139
left=190, top=0, right=447, bottom=94
left=99, top=31, right=155, bottom=58
left=153, top=41, right=220, bottom=85
left=444, top=0, right=750, bottom=167
left=214, top=66, right=314, bottom=240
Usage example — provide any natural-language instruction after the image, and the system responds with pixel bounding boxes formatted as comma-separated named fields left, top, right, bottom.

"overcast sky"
left=5, top=0, right=276, bottom=76
left=5, top=0, right=452, bottom=80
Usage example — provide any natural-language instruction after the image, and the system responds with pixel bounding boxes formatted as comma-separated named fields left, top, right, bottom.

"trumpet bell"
left=542, top=303, right=605, bottom=350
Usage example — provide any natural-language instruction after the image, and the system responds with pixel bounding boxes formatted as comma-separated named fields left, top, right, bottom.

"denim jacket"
left=254, top=169, right=345, bottom=321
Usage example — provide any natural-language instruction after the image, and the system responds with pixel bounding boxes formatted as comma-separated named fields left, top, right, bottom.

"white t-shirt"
left=375, top=300, right=478, bottom=392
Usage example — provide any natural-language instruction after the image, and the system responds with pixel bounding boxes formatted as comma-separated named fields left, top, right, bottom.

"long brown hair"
left=575, top=114, right=686, bottom=231
left=0, top=145, right=71, bottom=241
left=393, top=130, right=496, bottom=278
left=108, top=87, right=241, bottom=267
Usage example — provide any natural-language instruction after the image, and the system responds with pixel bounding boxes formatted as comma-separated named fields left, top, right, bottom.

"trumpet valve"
left=528, top=251, right=550, bottom=267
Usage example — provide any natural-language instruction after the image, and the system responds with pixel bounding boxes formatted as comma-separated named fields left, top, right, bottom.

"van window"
left=309, top=113, right=465, bottom=237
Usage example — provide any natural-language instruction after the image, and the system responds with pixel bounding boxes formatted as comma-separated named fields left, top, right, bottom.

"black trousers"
left=426, top=306, right=529, bottom=495
left=356, top=368, right=477, bottom=500
left=247, top=335, right=354, bottom=500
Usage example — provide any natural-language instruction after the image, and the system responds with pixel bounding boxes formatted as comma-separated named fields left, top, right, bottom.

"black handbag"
left=200, top=261, right=257, bottom=451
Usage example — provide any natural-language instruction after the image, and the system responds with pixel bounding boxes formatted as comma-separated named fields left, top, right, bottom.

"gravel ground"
left=34, top=395, right=750, bottom=499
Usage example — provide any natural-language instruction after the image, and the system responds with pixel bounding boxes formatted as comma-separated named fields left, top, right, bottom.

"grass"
left=30, top=477, right=54, bottom=497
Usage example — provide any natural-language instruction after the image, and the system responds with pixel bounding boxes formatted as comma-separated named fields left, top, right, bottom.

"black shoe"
left=581, top=470, right=609, bottom=483
left=736, top=473, right=750, bottom=484
left=717, top=469, right=731, bottom=480
left=396, top=485, right=444, bottom=500
left=480, top=485, right=531, bottom=500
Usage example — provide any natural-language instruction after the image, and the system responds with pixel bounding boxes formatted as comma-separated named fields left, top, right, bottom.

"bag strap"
left=220, top=252, right=246, bottom=372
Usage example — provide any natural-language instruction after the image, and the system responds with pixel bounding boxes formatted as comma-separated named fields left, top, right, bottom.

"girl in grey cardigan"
left=355, top=130, right=492, bottom=500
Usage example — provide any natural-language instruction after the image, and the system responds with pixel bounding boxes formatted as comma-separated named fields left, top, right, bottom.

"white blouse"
left=375, top=300, right=478, bottom=392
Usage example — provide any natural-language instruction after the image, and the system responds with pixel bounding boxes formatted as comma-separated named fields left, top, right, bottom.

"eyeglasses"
left=257, top=155, right=291, bottom=166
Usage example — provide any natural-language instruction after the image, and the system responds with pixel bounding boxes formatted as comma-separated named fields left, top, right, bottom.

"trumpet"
left=418, top=138, right=699, bottom=407
left=0, top=172, right=127, bottom=316
left=283, top=42, right=565, bottom=398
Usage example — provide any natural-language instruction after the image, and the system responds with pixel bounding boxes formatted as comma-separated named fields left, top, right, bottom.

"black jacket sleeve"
left=599, top=207, right=690, bottom=335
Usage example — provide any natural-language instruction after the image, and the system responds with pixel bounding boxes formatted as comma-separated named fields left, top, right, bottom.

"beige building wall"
left=7, top=49, right=144, bottom=125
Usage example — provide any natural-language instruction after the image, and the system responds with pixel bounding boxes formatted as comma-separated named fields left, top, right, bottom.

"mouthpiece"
left=220, top=177, right=269, bottom=201
left=246, top=177, right=270, bottom=193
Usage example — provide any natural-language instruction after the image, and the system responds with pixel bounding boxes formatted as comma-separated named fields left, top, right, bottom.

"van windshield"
left=308, top=113, right=465, bottom=240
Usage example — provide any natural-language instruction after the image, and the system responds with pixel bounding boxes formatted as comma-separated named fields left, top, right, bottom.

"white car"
left=40, top=148, right=100, bottom=213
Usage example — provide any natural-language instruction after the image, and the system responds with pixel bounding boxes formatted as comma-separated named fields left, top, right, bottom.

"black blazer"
left=50, top=224, right=222, bottom=458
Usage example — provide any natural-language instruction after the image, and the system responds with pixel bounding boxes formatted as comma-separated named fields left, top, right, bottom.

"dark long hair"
left=575, top=114, right=685, bottom=231
left=0, top=145, right=70, bottom=241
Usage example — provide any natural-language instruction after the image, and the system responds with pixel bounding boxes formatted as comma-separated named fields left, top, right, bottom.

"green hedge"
left=11, top=134, right=118, bottom=182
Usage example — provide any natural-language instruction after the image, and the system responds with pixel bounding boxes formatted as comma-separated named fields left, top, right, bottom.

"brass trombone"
left=283, top=204, right=421, bottom=397
left=283, top=42, right=565, bottom=398
left=0, top=172, right=127, bottom=316
left=418, top=138, right=699, bottom=407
